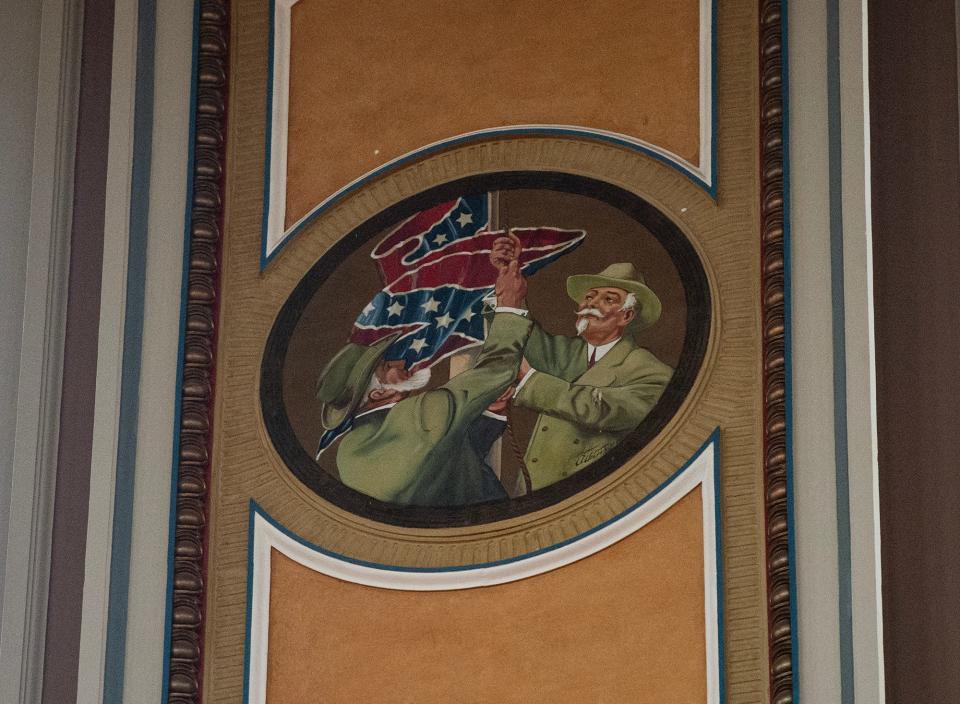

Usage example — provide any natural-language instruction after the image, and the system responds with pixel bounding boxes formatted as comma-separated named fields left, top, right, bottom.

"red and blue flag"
left=350, top=194, right=585, bottom=370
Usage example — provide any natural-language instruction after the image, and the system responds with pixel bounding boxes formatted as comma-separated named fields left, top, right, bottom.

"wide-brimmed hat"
left=566, top=262, right=662, bottom=330
left=315, top=333, right=401, bottom=430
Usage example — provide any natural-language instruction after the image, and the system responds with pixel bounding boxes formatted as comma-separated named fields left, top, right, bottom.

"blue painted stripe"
left=826, top=0, right=856, bottom=700
left=712, top=432, right=727, bottom=704
left=779, top=1, right=801, bottom=702
left=242, top=429, right=724, bottom=702
left=102, top=0, right=158, bottom=701
left=260, top=0, right=277, bottom=269
left=160, top=1, right=202, bottom=701
left=242, top=497, right=257, bottom=704
left=710, top=0, right=719, bottom=192
left=258, top=0, right=719, bottom=268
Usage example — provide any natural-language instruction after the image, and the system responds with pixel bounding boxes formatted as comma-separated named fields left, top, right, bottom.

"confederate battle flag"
left=350, top=194, right=585, bottom=370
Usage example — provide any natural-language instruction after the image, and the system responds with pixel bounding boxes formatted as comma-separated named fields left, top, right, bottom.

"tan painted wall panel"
left=285, top=0, right=701, bottom=227
left=267, top=489, right=706, bottom=703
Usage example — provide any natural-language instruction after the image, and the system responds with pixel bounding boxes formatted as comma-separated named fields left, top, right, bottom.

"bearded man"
left=314, top=260, right=531, bottom=507
left=490, top=237, right=673, bottom=490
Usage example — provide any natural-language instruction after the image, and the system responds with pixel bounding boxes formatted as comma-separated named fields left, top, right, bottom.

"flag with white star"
left=350, top=194, right=585, bottom=371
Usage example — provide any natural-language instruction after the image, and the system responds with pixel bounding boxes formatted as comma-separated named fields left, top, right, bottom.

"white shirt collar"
left=354, top=401, right=398, bottom=419
left=586, top=337, right=621, bottom=362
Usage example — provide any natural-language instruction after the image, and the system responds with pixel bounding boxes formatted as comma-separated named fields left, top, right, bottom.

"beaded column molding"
left=759, top=1, right=795, bottom=703
left=166, top=0, right=229, bottom=701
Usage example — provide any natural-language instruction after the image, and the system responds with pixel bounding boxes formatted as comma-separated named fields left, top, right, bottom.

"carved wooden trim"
left=166, top=1, right=228, bottom=701
left=759, top=1, right=795, bottom=703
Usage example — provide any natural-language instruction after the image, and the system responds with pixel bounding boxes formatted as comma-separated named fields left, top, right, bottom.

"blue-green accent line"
left=712, top=432, right=726, bottom=703
left=260, top=0, right=277, bottom=269
left=710, top=0, right=719, bottom=191
left=242, top=495, right=256, bottom=704
left=827, top=0, right=856, bottom=701
left=779, top=1, right=801, bottom=701
left=102, top=0, right=157, bottom=701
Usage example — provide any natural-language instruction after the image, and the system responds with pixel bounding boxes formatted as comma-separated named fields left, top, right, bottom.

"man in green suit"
left=315, top=261, right=531, bottom=507
left=490, top=237, right=673, bottom=490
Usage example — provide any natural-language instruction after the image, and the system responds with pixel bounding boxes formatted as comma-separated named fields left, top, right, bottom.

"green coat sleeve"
left=337, top=314, right=530, bottom=504
left=419, top=312, right=532, bottom=433
left=513, top=351, right=672, bottom=433
left=523, top=322, right=587, bottom=381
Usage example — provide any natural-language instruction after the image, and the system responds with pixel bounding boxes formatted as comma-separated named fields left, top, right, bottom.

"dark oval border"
left=260, top=171, right=711, bottom=528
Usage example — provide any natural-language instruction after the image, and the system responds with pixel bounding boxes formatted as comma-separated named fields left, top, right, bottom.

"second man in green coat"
left=489, top=237, right=674, bottom=490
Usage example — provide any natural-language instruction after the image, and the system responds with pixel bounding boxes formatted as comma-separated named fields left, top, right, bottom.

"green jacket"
left=514, top=324, right=673, bottom=489
left=336, top=312, right=532, bottom=506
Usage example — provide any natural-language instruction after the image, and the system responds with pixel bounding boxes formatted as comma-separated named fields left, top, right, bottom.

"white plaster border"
left=262, top=0, right=715, bottom=261
left=245, top=434, right=721, bottom=704
left=119, top=1, right=193, bottom=700
left=836, top=1, right=886, bottom=700
left=789, top=0, right=885, bottom=700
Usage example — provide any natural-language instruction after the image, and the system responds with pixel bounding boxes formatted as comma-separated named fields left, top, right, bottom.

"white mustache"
left=576, top=307, right=605, bottom=335
left=575, top=307, right=604, bottom=319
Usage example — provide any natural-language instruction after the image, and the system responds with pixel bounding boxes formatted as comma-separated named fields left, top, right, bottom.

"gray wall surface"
left=0, top=0, right=43, bottom=619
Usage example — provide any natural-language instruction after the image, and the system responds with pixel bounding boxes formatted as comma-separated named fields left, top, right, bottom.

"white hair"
left=621, top=292, right=638, bottom=312
left=365, top=366, right=432, bottom=401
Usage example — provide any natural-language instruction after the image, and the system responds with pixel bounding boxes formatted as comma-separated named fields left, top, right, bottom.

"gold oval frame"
left=215, top=134, right=749, bottom=567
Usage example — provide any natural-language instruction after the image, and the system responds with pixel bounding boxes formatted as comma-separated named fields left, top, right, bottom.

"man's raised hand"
left=489, top=231, right=522, bottom=273
left=495, top=258, right=527, bottom=309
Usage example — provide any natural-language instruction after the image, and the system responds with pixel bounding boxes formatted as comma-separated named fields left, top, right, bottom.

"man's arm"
left=523, top=322, right=587, bottom=381
left=344, top=311, right=530, bottom=501
left=513, top=352, right=672, bottom=433
left=418, top=254, right=532, bottom=433
left=489, top=233, right=587, bottom=381
left=429, top=312, right=531, bottom=430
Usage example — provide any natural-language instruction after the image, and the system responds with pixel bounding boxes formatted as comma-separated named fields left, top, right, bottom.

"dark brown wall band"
left=869, top=0, right=960, bottom=701
left=41, top=0, right=114, bottom=701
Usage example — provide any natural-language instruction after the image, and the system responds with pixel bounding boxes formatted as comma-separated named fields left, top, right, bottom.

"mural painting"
left=262, top=178, right=710, bottom=526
